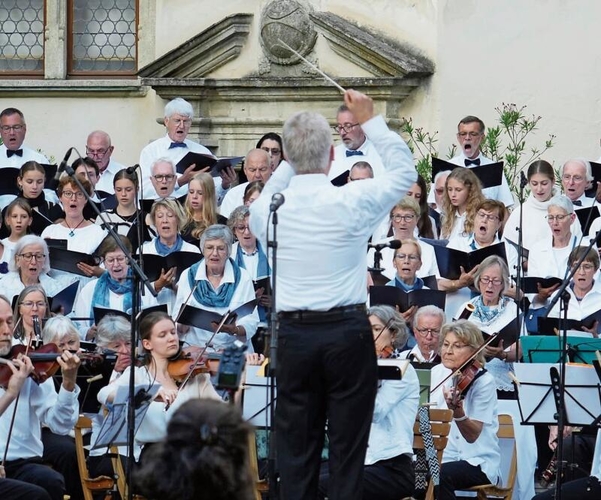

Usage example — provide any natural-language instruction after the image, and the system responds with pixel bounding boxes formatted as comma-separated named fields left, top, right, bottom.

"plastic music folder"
left=431, top=157, right=504, bottom=189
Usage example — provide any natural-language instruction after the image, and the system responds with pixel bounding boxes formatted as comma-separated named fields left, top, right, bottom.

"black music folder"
left=140, top=194, right=187, bottom=214
left=574, top=205, right=600, bottom=235
left=176, top=299, right=258, bottom=331
left=431, top=157, right=504, bottom=189
left=330, top=169, right=349, bottom=187
left=0, top=167, right=19, bottom=195
left=537, top=309, right=601, bottom=334
left=47, top=244, right=101, bottom=276
left=521, top=277, right=562, bottom=294
left=93, top=303, right=168, bottom=326
left=175, top=152, right=244, bottom=177
left=504, top=238, right=529, bottom=259
left=481, top=315, right=522, bottom=348
left=140, top=251, right=203, bottom=282
left=253, top=276, right=271, bottom=295
left=369, top=285, right=446, bottom=312
left=433, top=242, right=507, bottom=280
left=48, top=281, right=79, bottom=315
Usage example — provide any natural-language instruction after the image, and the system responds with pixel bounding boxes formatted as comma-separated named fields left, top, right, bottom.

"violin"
left=378, top=345, right=394, bottom=359
left=451, top=358, right=483, bottom=404
left=167, top=347, right=220, bottom=383
left=0, top=343, right=102, bottom=389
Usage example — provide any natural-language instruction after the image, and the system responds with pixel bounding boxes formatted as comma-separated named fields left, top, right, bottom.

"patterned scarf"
left=471, top=294, right=510, bottom=326
left=90, top=269, right=133, bottom=316
left=187, top=258, right=241, bottom=307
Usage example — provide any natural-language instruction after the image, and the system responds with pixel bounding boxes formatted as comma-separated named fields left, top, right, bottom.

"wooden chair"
left=409, top=408, right=453, bottom=500
left=73, top=415, right=117, bottom=500
left=467, top=414, right=518, bottom=500
left=248, top=431, right=269, bottom=500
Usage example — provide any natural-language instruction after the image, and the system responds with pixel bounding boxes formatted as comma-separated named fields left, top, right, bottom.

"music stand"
left=514, top=363, right=601, bottom=427
left=521, top=336, right=601, bottom=364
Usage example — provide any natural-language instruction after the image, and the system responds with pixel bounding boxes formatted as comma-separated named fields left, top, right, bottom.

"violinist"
left=0, top=293, right=81, bottom=500
left=430, top=320, right=501, bottom=500
left=96, top=311, right=221, bottom=465
left=319, top=305, right=419, bottom=500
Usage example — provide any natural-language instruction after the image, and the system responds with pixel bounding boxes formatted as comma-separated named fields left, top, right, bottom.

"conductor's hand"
left=58, top=350, right=81, bottom=392
left=344, top=90, right=374, bottom=124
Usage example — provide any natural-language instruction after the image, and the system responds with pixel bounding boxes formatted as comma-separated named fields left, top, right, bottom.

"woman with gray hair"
left=319, top=304, right=418, bottom=499
left=173, top=224, right=259, bottom=351
left=0, top=234, right=67, bottom=302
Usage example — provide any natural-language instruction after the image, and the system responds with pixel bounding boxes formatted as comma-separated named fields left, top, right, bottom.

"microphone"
left=368, top=239, right=402, bottom=251
left=126, top=164, right=140, bottom=175
left=269, top=193, right=285, bottom=212
left=48, top=147, right=73, bottom=190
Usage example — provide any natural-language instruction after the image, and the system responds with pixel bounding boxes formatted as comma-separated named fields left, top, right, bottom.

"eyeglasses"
left=333, top=123, right=360, bottom=134
left=391, top=214, right=416, bottom=223
left=476, top=211, right=499, bottom=222
left=546, top=214, right=571, bottom=222
left=394, top=253, right=420, bottom=262
left=169, top=118, right=192, bottom=126
left=480, top=276, right=504, bottom=286
left=18, top=252, right=46, bottom=261
left=457, top=131, right=481, bottom=138
left=573, top=263, right=596, bottom=272
left=562, top=174, right=585, bottom=183
left=261, top=147, right=281, bottom=156
left=62, top=190, right=85, bottom=199
left=1, top=125, right=24, bottom=132
left=234, top=225, right=251, bottom=233
left=442, top=342, right=469, bottom=352
left=85, top=147, right=110, bottom=157
left=105, top=256, right=127, bottom=265
left=153, top=174, right=176, bottom=182
left=415, top=327, right=440, bottom=337
left=20, top=301, right=46, bottom=309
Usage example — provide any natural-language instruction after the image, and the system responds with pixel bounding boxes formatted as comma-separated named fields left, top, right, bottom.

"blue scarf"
left=187, top=258, right=241, bottom=307
left=154, top=235, right=184, bottom=256
left=234, top=241, right=270, bottom=278
left=471, top=295, right=510, bottom=326
left=393, top=276, right=424, bottom=292
left=91, top=269, right=133, bottom=316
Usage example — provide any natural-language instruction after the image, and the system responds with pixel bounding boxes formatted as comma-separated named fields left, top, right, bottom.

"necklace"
left=65, top=218, right=86, bottom=237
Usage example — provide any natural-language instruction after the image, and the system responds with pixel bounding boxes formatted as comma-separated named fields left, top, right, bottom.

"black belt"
left=278, top=304, right=366, bottom=324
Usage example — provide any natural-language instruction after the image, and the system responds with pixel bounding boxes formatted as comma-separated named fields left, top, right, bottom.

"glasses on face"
left=415, top=327, right=440, bottom=337
left=261, top=147, right=281, bottom=156
left=235, top=225, right=250, bottom=233
left=153, top=174, right=176, bottom=183
left=476, top=211, right=499, bottom=222
left=457, top=131, right=481, bottom=138
left=394, top=253, right=420, bottom=262
left=391, top=214, right=416, bottom=223
left=170, top=118, right=192, bottom=126
left=0, top=125, right=24, bottom=132
left=62, top=190, right=85, bottom=200
left=480, top=276, right=503, bottom=286
left=333, top=123, right=360, bottom=134
left=546, top=214, right=571, bottom=222
left=442, top=342, right=469, bottom=352
left=20, top=301, right=46, bottom=309
left=204, top=245, right=227, bottom=254
left=573, top=263, right=596, bottom=272
left=85, top=147, right=109, bottom=157
left=18, top=252, right=45, bottom=261
left=105, top=256, right=127, bottom=266
left=562, top=174, right=585, bottom=183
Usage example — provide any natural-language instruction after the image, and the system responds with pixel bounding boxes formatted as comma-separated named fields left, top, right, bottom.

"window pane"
left=0, top=0, right=44, bottom=73
left=70, top=0, right=137, bottom=74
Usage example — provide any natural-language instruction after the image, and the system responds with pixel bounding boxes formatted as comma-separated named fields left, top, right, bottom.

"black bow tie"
left=7, top=149, right=23, bottom=158
left=464, top=158, right=480, bottom=166
left=346, top=150, right=364, bottom=157
left=169, top=142, right=187, bottom=149
left=572, top=199, right=582, bottom=207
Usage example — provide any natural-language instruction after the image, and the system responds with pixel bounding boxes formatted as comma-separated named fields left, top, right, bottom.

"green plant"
left=481, top=103, right=555, bottom=197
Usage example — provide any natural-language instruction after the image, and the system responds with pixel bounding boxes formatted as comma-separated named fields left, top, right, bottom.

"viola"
left=0, top=343, right=102, bottom=389
left=167, top=346, right=220, bottom=383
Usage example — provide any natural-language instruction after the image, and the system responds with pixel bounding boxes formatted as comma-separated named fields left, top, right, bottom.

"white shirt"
left=95, top=158, right=126, bottom=195
left=0, top=144, right=48, bottom=168
left=139, top=134, right=226, bottom=201
left=430, top=364, right=501, bottom=485
left=527, top=234, right=578, bottom=279
left=41, top=223, right=107, bottom=254
left=539, top=281, right=601, bottom=334
left=398, top=344, right=438, bottom=363
left=0, top=271, right=67, bottom=302
left=0, top=377, right=80, bottom=460
left=219, top=181, right=248, bottom=217
left=367, top=238, right=440, bottom=281
left=173, top=259, right=259, bottom=351
left=249, top=114, right=417, bottom=312
left=328, top=137, right=385, bottom=181
left=365, top=364, right=419, bottom=465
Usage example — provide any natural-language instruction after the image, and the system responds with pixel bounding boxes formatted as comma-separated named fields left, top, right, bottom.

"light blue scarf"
left=154, top=234, right=184, bottom=256
left=90, top=269, right=133, bottom=316
left=187, top=258, right=241, bottom=307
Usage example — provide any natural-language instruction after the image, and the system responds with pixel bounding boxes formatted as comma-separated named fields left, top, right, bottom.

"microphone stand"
left=267, top=205, right=280, bottom=500
left=514, top=172, right=528, bottom=358
left=63, top=158, right=157, bottom=500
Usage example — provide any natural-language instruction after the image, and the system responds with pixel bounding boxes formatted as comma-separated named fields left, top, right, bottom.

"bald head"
left=244, top=148, right=272, bottom=183
left=86, top=130, right=114, bottom=171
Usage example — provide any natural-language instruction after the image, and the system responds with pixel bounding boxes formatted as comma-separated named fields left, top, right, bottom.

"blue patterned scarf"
left=234, top=241, right=270, bottom=278
left=471, top=294, right=510, bottom=326
left=187, top=258, right=241, bottom=307
left=154, top=234, right=184, bottom=256
left=90, top=269, right=133, bottom=316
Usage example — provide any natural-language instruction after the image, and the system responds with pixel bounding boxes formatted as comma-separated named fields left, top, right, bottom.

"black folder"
left=521, top=277, right=562, bottom=294
left=92, top=303, right=169, bottom=326
left=536, top=308, right=601, bottom=334
left=253, top=276, right=271, bottom=295
left=574, top=206, right=600, bottom=235
left=175, top=152, right=244, bottom=177
left=48, top=281, right=79, bottom=315
left=176, top=299, right=258, bottom=331
left=140, top=251, right=203, bottom=282
left=504, top=238, right=529, bottom=259
left=330, top=169, right=349, bottom=187
left=48, top=245, right=101, bottom=276
left=0, top=167, right=20, bottom=195
left=481, top=315, right=522, bottom=348
left=369, top=285, right=446, bottom=312
left=431, top=157, right=504, bottom=189
left=433, top=242, right=507, bottom=280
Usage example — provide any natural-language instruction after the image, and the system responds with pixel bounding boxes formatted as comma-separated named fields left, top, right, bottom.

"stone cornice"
left=0, top=79, right=147, bottom=97
left=138, top=13, right=253, bottom=78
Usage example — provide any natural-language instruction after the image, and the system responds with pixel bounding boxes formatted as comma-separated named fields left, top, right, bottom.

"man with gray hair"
left=86, top=130, right=125, bottom=195
left=149, top=158, right=178, bottom=200
left=139, top=97, right=235, bottom=200
left=249, top=90, right=416, bottom=500
left=561, top=158, right=594, bottom=208
left=398, top=305, right=445, bottom=363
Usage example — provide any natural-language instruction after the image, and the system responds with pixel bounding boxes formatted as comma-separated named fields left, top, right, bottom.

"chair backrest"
left=497, top=414, right=517, bottom=490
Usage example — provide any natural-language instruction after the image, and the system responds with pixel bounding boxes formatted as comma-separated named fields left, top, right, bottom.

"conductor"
left=249, top=89, right=417, bottom=500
